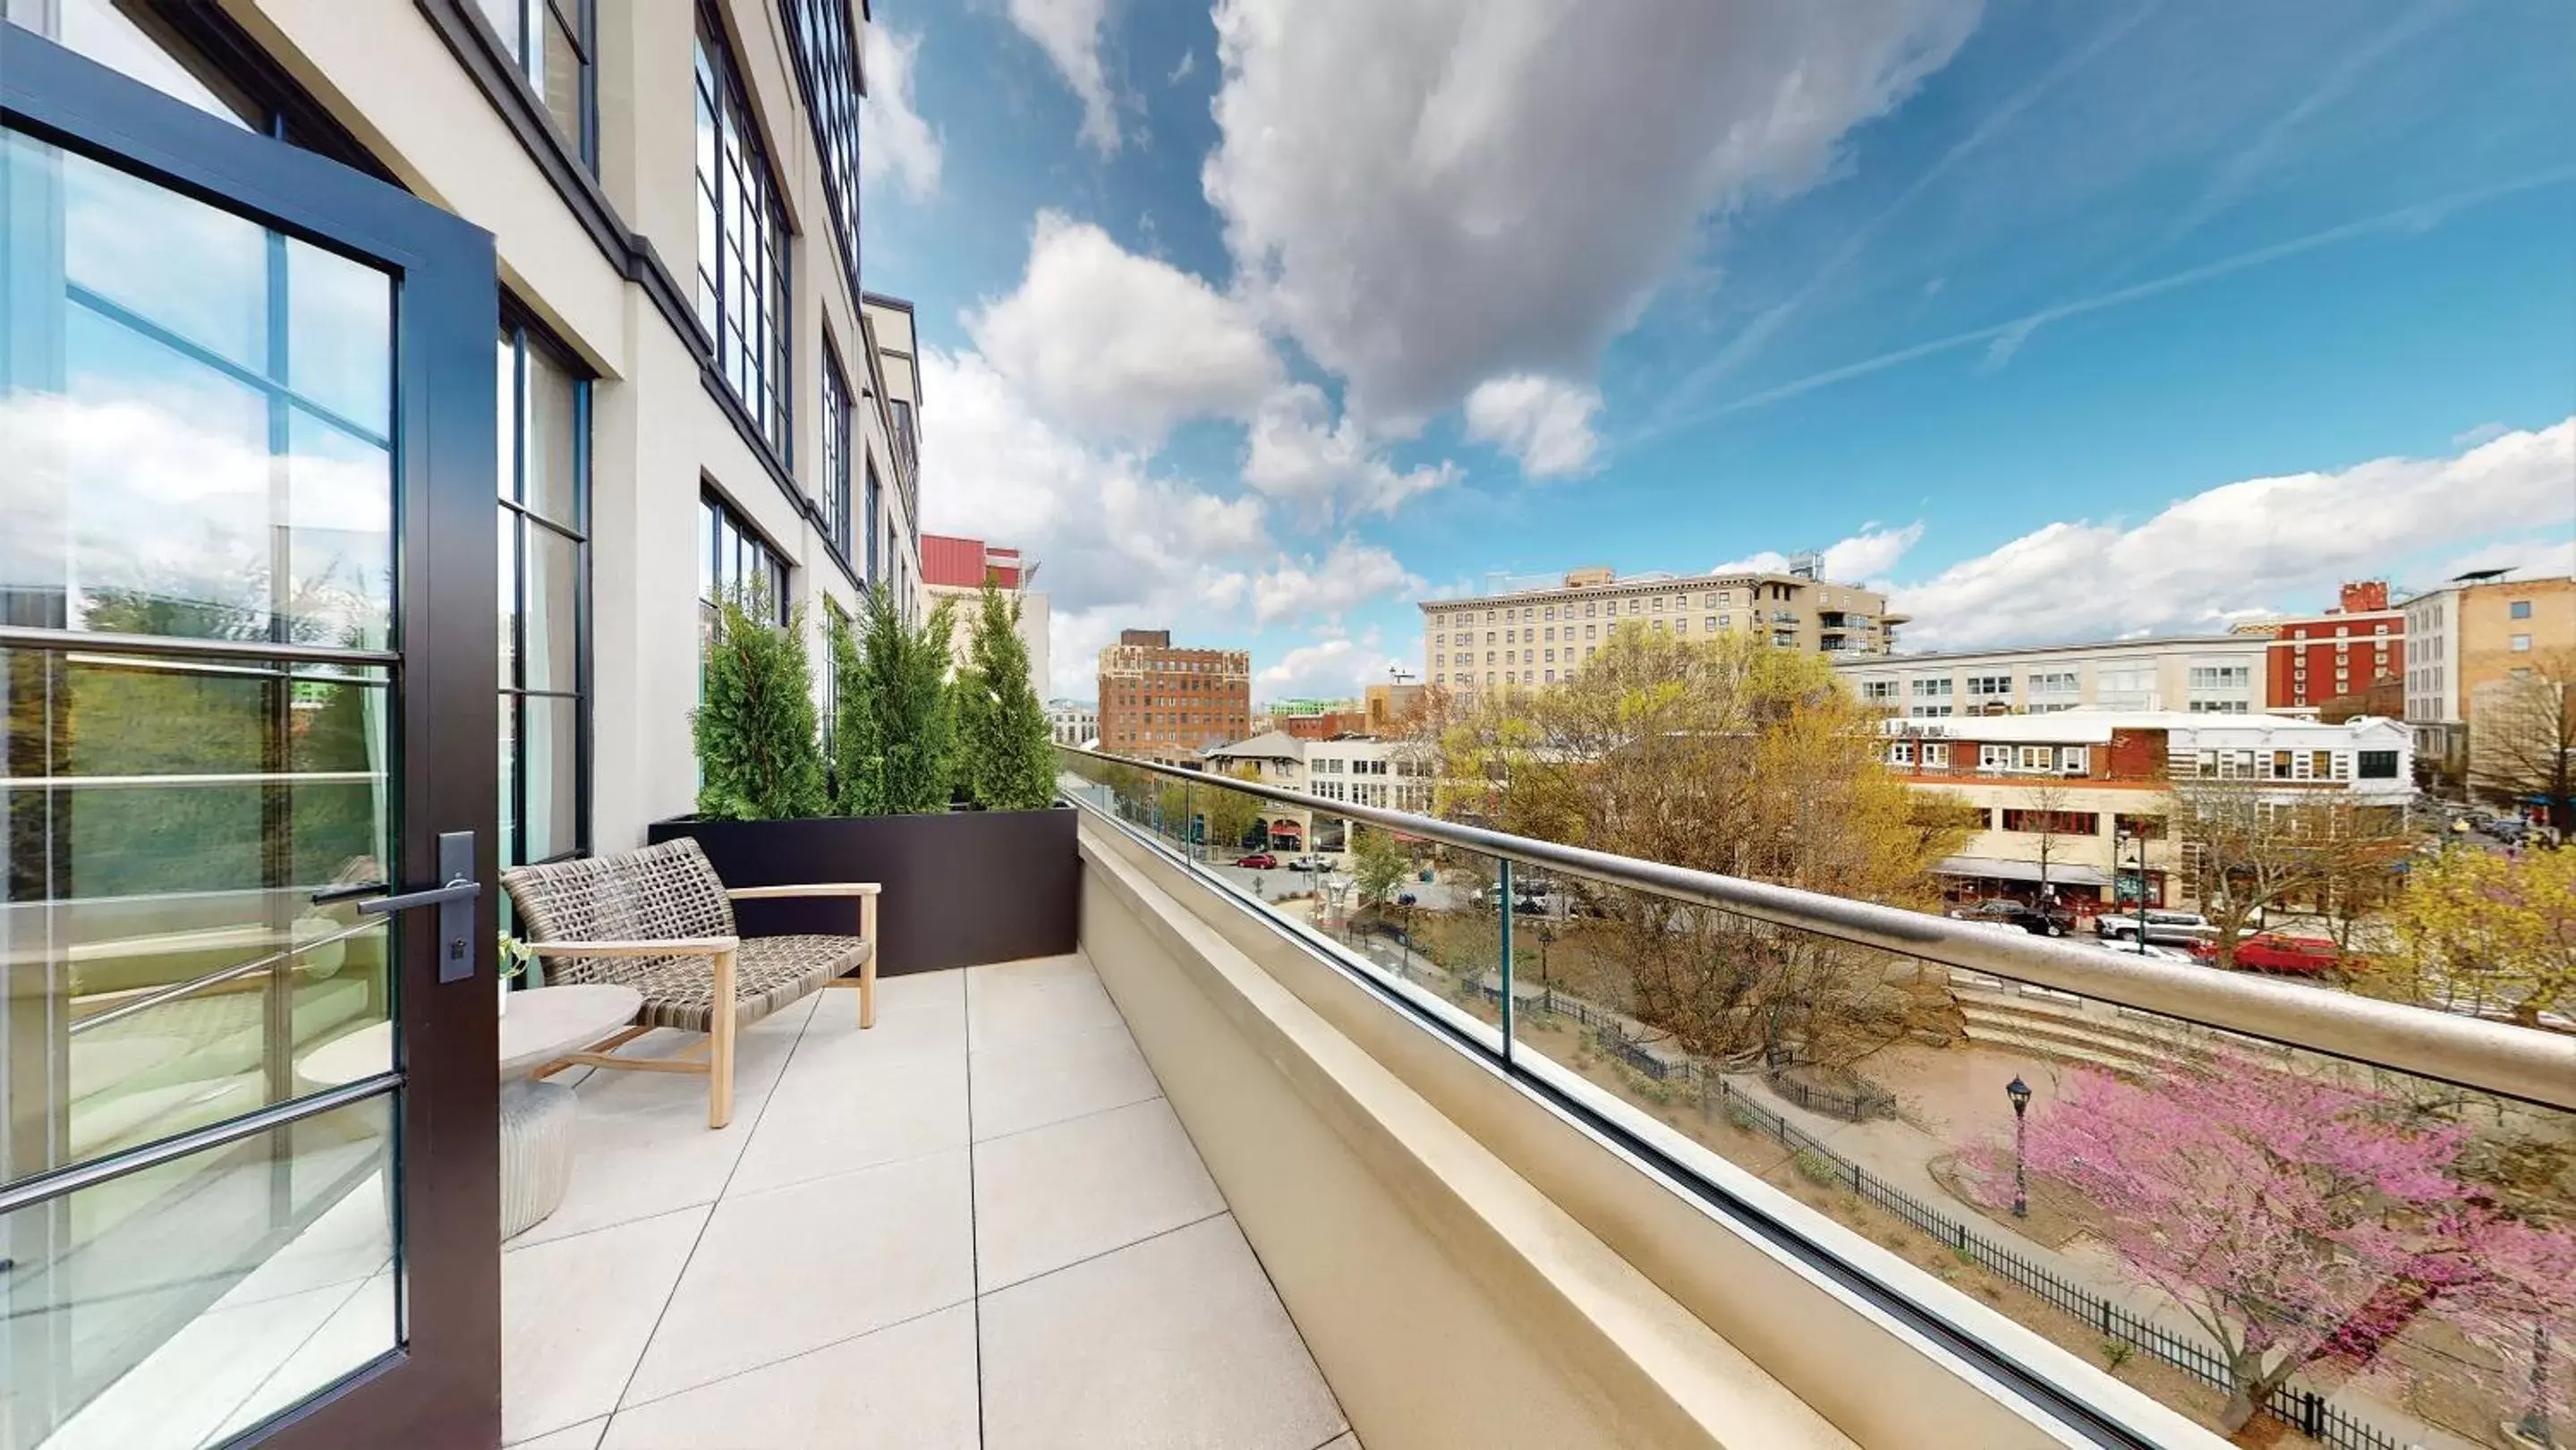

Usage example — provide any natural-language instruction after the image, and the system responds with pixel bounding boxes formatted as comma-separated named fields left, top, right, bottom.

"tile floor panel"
left=498, top=951, right=1353, bottom=1449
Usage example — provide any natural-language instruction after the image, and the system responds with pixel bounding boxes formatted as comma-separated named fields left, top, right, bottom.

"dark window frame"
left=700, top=490, right=792, bottom=630
left=820, top=343, right=856, bottom=570
left=778, top=0, right=862, bottom=296
left=693, top=4, right=794, bottom=465
left=2357, top=749, right=2400, bottom=780
left=465, top=0, right=599, bottom=171
left=497, top=310, right=593, bottom=871
left=863, top=458, right=883, bottom=589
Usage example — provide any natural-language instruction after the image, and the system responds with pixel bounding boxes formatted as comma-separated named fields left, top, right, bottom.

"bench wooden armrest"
left=516, top=936, right=740, bottom=957
left=724, top=883, right=880, bottom=899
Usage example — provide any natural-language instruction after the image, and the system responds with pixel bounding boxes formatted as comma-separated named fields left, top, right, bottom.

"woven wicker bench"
left=498, top=838, right=878, bottom=1128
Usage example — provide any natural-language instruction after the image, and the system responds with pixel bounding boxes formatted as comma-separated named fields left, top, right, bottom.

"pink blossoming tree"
left=2014, top=1049, right=2576, bottom=1436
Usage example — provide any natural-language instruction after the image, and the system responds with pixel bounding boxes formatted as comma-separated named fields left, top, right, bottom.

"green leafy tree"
left=1350, top=825, right=1410, bottom=908
left=1201, top=764, right=1265, bottom=852
left=693, top=592, right=827, bottom=820
left=832, top=586, right=956, bottom=815
left=951, top=578, right=1058, bottom=811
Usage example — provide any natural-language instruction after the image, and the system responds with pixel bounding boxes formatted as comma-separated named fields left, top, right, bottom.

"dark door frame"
left=4, top=30, right=503, bottom=1450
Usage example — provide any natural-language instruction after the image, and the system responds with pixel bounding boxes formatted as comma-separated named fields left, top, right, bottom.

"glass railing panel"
left=1504, top=876, right=2576, bottom=1449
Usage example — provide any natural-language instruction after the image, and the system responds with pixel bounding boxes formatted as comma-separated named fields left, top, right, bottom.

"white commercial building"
left=1838, top=636, right=2274, bottom=719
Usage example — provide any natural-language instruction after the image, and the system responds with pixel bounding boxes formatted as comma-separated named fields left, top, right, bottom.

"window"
left=1860, top=680, right=1899, bottom=703
left=2358, top=750, right=2400, bottom=779
left=2511, top=634, right=2533, bottom=652
left=2113, top=814, right=2165, bottom=840
left=498, top=320, right=591, bottom=869
left=694, top=8, right=793, bottom=459
left=1705, top=616, right=1719, bottom=631
left=475, top=0, right=595, bottom=165
left=1967, top=675, right=2011, bottom=695
left=2511, top=600, right=2533, bottom=619
left=1911, top=677, right=1953, bottom=698
left=863, top=461, right=883, bottom=585
left=2030, top=671, right=2079, bottom=695
left=1921, top=742, right=1951, bottom=767
left=2002, top=809, right=2100, bottom=835
left=779, top=0, right=863, bottom=294
left=700, top=494, right=790, bottom=636
left=1886, top=740, right=1917, bottom=765
left=2188, top=663, right=2251, bottom=690
left=2016, top=745, right=2053, bottom=772
left=820, top=347, right=854, bottom=563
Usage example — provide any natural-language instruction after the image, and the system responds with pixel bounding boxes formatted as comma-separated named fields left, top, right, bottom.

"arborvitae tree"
left=693, top=591, right=827, bottom=820
left=832, top=585, right=956, bottom=815
left=952, top=578, right=1058, bottom=811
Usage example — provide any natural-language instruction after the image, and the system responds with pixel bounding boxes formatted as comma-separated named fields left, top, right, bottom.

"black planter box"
left=649, top=807, right=1080, bottom=976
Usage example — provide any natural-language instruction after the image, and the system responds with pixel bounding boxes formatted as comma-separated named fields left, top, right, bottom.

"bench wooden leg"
left=709, top=945, right=738, bottom=1129
left=860, top=893, right=879, bottom=1030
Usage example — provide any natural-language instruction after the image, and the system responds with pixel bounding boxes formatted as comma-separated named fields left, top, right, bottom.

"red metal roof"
left=922, top=533, right=1022, bottom=589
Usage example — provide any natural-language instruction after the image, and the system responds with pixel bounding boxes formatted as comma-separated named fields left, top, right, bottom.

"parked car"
left=1288, top=855, right=1330, bottom=872
left=2096, top=908, right=2215, bottom=945
left=1394, top=891, right=1418, bottom=908
left=2187, top=933, right=2341, bottom=976
left=1236, top=852, right=1279, bottom=870
left=1947, top=899, right=2073, bottom=937
left=2485, top=818, right=2532, bottom=845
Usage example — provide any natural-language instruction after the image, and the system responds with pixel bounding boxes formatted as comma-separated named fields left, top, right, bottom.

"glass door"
left=3, top=30, right=500, bottom=1450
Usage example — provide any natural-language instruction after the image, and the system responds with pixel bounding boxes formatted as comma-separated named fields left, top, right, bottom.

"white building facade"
left=1838, top=636, right=2272, bottom=720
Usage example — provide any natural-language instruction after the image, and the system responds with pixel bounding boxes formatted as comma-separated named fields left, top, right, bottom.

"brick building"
left=1880, top=711, right=2413, bottom=914
left=2258, top=581, right=2404, bottom=715
left=1097, top=629, right=1252, bottom=765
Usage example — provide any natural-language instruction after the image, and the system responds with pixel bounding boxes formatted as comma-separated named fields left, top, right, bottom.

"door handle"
left=353, top=879, right=480, bottom=916
left=348, top=832, right=483, bottom=983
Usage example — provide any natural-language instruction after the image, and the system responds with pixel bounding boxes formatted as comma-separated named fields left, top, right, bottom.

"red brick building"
left=1097, top=629, right=1252, bottom=765
left=2262, top=581, right=2404, bottom=714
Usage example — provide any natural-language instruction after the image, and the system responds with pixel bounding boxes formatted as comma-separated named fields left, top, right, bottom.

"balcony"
left=90, top=756, right=2562, bottom=1449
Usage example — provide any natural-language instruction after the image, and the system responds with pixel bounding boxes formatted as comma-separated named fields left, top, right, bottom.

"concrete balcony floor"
left=501, top=951, right=1359, bottom=1450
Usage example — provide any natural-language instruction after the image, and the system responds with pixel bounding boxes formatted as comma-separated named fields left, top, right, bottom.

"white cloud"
left=1257, top=631, right=1407, bottom=698
left=1462, top=374, right=1603, bottom=478
left=1250, top=540, right=1422, bottom=627
left=2432, top=535, right=2576, bottom=586
left=966, top=212, right=1279, bottom=444
left=917, top=346, right=1272, bottom=695
left=858, top=26, right=941, bottom=200
left=1888, top=419, right=2576, bottom=651
left=1243, top=384, right=1457, bottom=525
left=1822, top=523, right=1926, bottom=583
left=1707, top=522, right=1924, bottom=584
left=1202, top=0, right=1978, bottom=423
left=1007, top=0, right=1120, bottom=153
left=1168, top=49, right=1196, bottom=84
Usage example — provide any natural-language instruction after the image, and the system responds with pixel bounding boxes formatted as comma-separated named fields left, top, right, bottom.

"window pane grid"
left=781, top=0, right=864, bottom=295
left=693, top=6, right=792, bottom=461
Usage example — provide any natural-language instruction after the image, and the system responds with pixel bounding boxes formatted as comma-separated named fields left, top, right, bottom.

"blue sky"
left=859, top=0, right=2576, bottom=700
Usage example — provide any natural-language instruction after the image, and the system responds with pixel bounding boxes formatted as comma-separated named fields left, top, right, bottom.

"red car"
left=2188, top=933, right=2340, bottom=976
left=1236, top=852, right=1279, bottom=870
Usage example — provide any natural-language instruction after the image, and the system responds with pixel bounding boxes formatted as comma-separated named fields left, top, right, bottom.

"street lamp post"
left=2115, top=830, right=2149, bottom=956
left=2007, top=1075, right=2033, bottom=1218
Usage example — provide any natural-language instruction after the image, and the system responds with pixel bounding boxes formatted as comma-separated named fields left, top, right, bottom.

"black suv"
left=1949, top=899, right=2074, bottom=937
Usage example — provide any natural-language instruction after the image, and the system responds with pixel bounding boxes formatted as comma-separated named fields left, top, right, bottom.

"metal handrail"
left=1055, top=744, right=2576, bottom=1113
left=69, top=917, right=386, bottom=1037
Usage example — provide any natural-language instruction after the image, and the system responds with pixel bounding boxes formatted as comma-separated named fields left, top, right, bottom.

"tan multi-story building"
left=1421, top=559, right=1901, bottom=695
left=922, top=533, right=1050, bottom=695
left=1836, top=636, right=2273, bottom=719
left=2402, top=573, right=2575, bottom=779
left=1097, top=630, right=1252, bottom=764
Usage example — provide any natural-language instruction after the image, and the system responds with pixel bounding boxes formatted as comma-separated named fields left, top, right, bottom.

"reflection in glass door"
left=4, top=34, right=499, bottom=1449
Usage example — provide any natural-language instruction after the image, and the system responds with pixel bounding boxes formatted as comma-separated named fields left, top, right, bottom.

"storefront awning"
left=1932, top=856, right=2112, bottom=887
